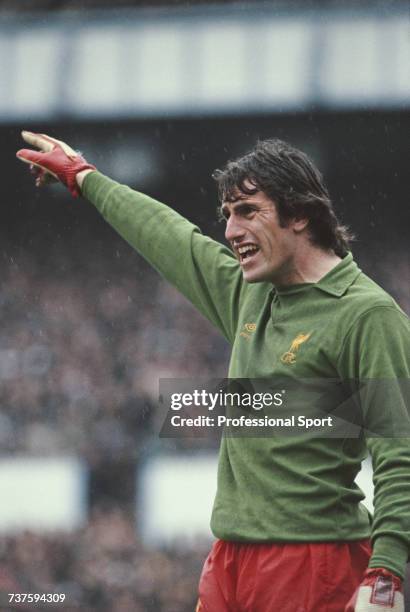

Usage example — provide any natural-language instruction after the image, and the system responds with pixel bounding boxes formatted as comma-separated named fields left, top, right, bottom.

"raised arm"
left=16, top=132, right=245, bottom=342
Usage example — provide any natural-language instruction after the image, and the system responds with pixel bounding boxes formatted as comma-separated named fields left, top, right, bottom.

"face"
left=221, top=186, right=300, bottom=284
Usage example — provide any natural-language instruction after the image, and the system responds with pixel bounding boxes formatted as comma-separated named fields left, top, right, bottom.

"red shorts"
left=197, top=539, right=371, bottom=612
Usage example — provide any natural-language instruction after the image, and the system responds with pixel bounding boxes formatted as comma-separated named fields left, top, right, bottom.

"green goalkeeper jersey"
left=83, top=172, right=410, bottom=580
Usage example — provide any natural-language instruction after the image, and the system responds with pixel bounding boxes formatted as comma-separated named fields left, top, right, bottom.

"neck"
left=273, top=243, right=342, bottom=286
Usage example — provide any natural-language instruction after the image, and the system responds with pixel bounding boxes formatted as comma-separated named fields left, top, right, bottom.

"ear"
left=291, top=218, right=309, bottom=233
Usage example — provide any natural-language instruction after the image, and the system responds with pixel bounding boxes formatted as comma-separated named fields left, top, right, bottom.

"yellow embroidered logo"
left=240, top=323, right=257, bottom=341
left=281, top=332, right=312, bottom=364
left=245, top=323, right=256, bottom=332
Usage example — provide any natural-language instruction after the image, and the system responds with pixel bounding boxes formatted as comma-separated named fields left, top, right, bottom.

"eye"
left=239, top=205, right=256, bottom=217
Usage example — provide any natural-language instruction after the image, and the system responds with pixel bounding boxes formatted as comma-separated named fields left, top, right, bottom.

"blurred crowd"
left=0, top=505, right=208, bottom=611
left=0, top=232, right=229, bottom=462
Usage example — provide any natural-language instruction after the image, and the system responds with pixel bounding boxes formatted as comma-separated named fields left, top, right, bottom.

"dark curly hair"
left=213, top=139, right=353, bottom=257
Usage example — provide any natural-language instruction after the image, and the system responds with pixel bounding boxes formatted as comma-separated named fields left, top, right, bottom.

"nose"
left=225, top=215, right=245, bottom=243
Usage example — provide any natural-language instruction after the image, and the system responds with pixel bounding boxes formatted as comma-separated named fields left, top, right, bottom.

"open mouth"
left=238, top=244, right=260, bottom=264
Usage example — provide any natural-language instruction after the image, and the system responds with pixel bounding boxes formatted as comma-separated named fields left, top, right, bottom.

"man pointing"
left=17, top=131, right=409, bottom=611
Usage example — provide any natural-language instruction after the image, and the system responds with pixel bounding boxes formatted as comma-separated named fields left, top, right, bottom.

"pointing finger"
left=21, top=131, right=78, bottom=159
left=21, top=131, right=55, bottom=153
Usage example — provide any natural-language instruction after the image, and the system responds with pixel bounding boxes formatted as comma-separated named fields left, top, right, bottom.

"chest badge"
left=240, top=322, right=257, bottom=341
left=281, top=332, right=312, bottom=364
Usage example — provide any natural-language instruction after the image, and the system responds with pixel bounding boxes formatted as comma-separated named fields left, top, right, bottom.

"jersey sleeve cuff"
left=81, top=170, right=107, bottom=201
left=369, top=535, right=408, bottom=580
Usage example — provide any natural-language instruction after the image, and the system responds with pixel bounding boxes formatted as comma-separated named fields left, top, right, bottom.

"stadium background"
left=0, top=0, right=409, bottom=610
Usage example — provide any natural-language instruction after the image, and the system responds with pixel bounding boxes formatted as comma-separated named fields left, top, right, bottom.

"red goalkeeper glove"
left=16, top=131, right=96, bottom=197
left=345, top=568, right=404, bottom=611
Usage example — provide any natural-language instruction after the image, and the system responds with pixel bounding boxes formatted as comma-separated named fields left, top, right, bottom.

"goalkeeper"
left=17, top=132, right=410, bottom=612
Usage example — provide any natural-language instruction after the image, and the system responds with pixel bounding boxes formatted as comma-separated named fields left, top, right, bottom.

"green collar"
left=315, top=252, right=361, bottom=297
left=273, top=253, right=361, bottom=298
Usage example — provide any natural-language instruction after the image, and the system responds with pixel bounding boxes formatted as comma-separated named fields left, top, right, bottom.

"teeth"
left=238, top=245, right=259, bottom=254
